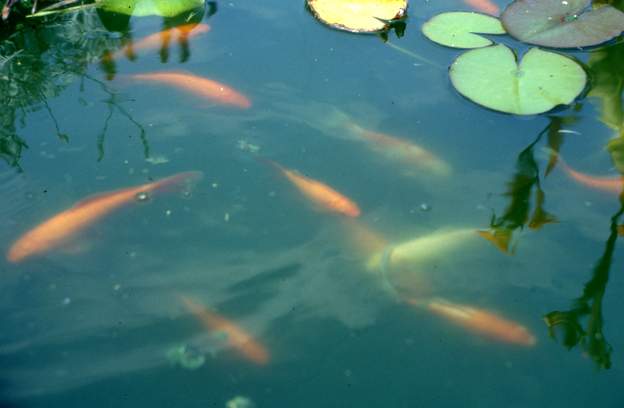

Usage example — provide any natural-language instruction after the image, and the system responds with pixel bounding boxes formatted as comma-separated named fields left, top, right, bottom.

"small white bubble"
left=62, top=297, right=71, bottom=306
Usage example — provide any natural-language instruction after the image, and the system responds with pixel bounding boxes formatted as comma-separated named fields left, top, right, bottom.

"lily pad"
left=97, top=0, right=204, bottom=17
left=306, top=0, right=407, bottom=33
left=422, top=12, right=505, bottom=49
left=449, top=44, right=587, bottom=115
left=501, top=0, right=624, bottom=48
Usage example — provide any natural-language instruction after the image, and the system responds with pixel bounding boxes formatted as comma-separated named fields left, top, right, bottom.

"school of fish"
left=23, top=11, right=622, bottom=374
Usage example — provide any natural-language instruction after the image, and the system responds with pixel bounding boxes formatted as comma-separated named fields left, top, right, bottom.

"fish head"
left=505, top=324, right=537, bottom=347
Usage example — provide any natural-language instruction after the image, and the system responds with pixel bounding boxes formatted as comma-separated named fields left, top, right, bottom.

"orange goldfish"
left=409, top=298, right=536, bottom=346
left=179, top=295, right=270, bottom=365
left=267, top=160, right=361, bottom=217
left=464, top=0, right=500, bottom=15
left=346, top=123, right=451, bottom=177
left=108, top=23, right=210, bottom=62
left=7, top=171, right=203, bottom=263
left=131, top=71, right=251, bottom=109
left=558, top=158, right=623, bottom=194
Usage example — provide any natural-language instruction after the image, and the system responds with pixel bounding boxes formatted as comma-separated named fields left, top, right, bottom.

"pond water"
left=1, top=0, right=624, bottom=407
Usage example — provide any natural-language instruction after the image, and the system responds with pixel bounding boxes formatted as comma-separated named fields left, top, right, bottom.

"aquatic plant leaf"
left=501, top=0, right=624, bottom=48
left=422, top=12, right=505, bottom=49
left=449, top=44, right=586, bottom=115
left=96, top=0, right=204, bottom=17
left=306, top=0, right=407, bottom=33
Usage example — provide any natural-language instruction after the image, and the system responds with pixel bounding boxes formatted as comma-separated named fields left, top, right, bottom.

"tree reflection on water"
left=0, top=3, right=210, bottom=170
left=545, top=196, right=624, bottom=369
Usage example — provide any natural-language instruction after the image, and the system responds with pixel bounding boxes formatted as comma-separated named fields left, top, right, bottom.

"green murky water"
left=1, top=1, right=624, bottom=407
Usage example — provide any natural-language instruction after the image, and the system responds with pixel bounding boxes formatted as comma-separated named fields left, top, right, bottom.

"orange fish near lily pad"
left=267, top=159, right=361, bottom=217
left=132, top=71, right=252, bottom=109
left=7, top=171, right=203, bottom=263
left=179, top=295, right=270, bottom=365
left=554, top=153, right=624, bottom=194
left=464, top=0, right=500, bottom=16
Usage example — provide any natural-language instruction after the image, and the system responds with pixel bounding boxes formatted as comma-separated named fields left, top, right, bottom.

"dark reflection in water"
left=98, top=3, right=211, bottom=79
left=478, top=116, right=566, bottom=253
left=0, top=3, right=214, bottom=170
left=545, top=195, right=624, bottom=369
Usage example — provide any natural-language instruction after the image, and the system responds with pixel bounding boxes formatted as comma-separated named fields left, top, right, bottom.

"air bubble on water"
left=225, top=396, right=255, bottom=408
left=135, top=191, right=150, bottom=202
left=62, top=297, right=71, bottom=306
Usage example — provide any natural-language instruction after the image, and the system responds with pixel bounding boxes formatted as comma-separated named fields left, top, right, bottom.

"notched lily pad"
left=422, top=12, right=505, bottom=49
left=502, top=0, right=624, bottom=48
left=306, top=0, right=408, bottom=33
left=450, top=44, right=587, bottom=115
left=97, top=0, right=205, bottom=17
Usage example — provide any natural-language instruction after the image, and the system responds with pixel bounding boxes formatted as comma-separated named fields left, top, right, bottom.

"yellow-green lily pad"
left=422, top=12, right=505, bottom=49
left=450, top=44, right=587, bottom=115
left=96, top=0, right=204, bottom=17
left=306, top=0, right=407, bottom=33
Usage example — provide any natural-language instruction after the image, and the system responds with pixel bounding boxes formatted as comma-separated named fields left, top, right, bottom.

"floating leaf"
left=422, top=12, right=505, bottom=49
left=501, top=0, right=624, bottom=48
left=96, top=0, right=204, bottom=17
left=449, top=44, right=586, bottom=115
left=306, top=0, right=407, bottom=33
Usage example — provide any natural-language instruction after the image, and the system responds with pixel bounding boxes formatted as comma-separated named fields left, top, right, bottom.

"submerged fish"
left=131, top=71, right=251, bottom=109
left=346, top=123, right=451, bottom=177
left=410, top=298, right=536, bottom=346
left=367, top=228, right=478, bottom=273
left=556, top=155, right=623, bottom=194
left=7, top=171, right=203, bottom=263
left=179, top=295, right=269, bottom=365
left=107, top=23, right=210, bottom=62
left=267, top=160, right=361, bottom=217
left=464, top=0, right=500, bottom=15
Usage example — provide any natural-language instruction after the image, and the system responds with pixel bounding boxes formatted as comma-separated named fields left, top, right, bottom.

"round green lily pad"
left=422, top=12, right=506, bottom=49
left=97, top=0, right=205, bottom=17
left=449, top=44, right=587, bottom=115
left=502, top=0, right=624, bottom=48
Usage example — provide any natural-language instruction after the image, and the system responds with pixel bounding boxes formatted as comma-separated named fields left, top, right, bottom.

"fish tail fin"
left=151, top=171, right=204, bottom=194
left=254, top=156, right=285, bottom=175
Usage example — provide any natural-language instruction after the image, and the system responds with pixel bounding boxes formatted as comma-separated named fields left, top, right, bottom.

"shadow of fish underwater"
left=7, top=171, right=203, bottom=263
